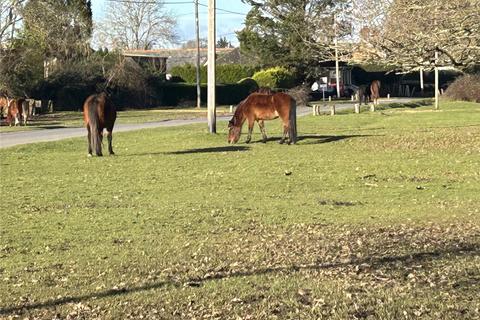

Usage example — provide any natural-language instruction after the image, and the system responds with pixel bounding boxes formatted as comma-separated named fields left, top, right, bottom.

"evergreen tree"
left=237, top=0, right=351, bottom=76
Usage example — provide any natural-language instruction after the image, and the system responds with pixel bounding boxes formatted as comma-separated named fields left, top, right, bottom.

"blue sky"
left=91, top=0, right=251, bottom=47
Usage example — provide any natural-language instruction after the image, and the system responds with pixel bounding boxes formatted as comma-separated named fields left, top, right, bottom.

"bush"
left=237, top=77, right=259, bottom=93
left=216, top=65, right=257, bottom=84
left=170, top=64, right=257, bottom=84
left=445, top=74, right=480, bottom=103
left=252, top=67, right=296, bottom=89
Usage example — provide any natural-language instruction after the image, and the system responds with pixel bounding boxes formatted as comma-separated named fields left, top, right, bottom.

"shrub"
left=252, top=67, right=296, bottom=89
left=445, top=74, right=480, bottom=103
left=170, top=64, right=257, bottom=84
left=170, top=64, right=203, bottom=83
left=216, top=65, right=257, bottom=84
left=237, top=77, right=259, bottom=93
left=287, top=85, right=309, bottom=106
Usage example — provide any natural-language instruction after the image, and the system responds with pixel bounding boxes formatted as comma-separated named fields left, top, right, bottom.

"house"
left=122, top=48, right=237, bottom=72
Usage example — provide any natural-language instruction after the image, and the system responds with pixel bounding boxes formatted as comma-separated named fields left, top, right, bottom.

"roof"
left=123, top=48, right=235, bottom=59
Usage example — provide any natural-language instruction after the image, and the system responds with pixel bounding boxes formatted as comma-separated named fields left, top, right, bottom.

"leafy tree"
left=22, top=0, right=93, bottom=60
left=237, top=0, right=351, bottom=76
left=1, top=0, right=94, bottom=96
left=0, top=0, right=26, bottom=46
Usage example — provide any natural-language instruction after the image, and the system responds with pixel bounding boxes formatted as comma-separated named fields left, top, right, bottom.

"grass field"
left=0, top=106, right=233, bottom=133
left=0, top=100, right=479, bottom=319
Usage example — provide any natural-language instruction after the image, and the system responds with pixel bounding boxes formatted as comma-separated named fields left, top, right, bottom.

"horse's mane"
left=256, top=87, right=273, bottom=95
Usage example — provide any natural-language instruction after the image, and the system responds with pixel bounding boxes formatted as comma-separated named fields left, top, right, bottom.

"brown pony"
left=4, top=98, right=25, bottom=126
left=358, top=80, right=381, bottom=106
left=83, top=92, right=116, bottom=156
left=0, top=95, right=9, bottom=119
left=228, top=92, right=297, bottom=144
left=370, top=80, right=381, bottom=105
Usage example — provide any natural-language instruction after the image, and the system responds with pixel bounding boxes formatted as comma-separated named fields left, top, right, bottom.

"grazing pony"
left=228, top=92, right=297, bottom=144
left=83, top=92, right=116, bottom=156
left=357, top=80, right=381, bottom=106
left=369, top=80, right=381, bottom=105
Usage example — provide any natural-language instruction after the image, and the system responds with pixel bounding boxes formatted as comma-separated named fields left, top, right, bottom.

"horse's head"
left=227, top=118, right=241, bottom=144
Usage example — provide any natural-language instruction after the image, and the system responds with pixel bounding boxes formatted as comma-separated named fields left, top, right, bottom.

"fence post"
left=330, top=104, right=336, bottom=116
left=229, top=105, right=233, bottom=113
left=328, top=96, right=332, bottom=102
left=387, top=93, right=390, bottom=100
left=370, top=104, right=375, bottom=112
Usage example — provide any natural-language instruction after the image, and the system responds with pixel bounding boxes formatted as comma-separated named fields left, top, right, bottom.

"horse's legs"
left=245, top=119, right=254, bottom=143
left=107, top=131, right=114, bottom=155
left=279, top=123, right=289, bottom=144
left=87, top=125, right=93, bottom=156
left=257, top=120, right=267, bottom=143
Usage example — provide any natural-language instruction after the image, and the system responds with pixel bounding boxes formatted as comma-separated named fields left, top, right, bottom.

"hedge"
left=252, top=67, right=296, bottom=89
left=34, top=76, right=258, bottom=110
left=170, top=64, right=257, bottom=84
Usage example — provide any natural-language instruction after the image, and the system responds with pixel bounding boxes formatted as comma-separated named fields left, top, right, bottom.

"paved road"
left=0, top=98, right=414, bottom=148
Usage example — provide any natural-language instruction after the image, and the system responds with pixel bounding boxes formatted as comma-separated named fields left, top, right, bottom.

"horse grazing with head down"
left=358, top=80, right=381, bottom=106
left=83, top=92, right=116, bottom=156
left=228, top=91, right=297, bottom=144
left=369, top=80, right=381, bottom=105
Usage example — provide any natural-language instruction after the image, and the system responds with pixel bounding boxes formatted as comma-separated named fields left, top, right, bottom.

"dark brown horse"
left=228, top=92, right=297, bottom=144
left=358, top=80, right=381, bottom=106
left=83, top=92, right=116, bottom=156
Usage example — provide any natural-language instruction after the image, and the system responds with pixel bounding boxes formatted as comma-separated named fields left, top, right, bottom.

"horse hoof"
left=87, top=153, right=92, bottom=157
left=262, top=140, right=267, bottom=144
left=245, top=140, right=251, bottom=144
left=279, top=140, right=285, bottom=145
left=109, top=152, right=115, bottom=156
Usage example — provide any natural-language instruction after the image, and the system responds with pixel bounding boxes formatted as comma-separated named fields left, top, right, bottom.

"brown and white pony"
left=228, top=92, right=297, bottom=144
left=83, top=92, right=116, bottom=156
left=4, top=98, right=27, bottom=126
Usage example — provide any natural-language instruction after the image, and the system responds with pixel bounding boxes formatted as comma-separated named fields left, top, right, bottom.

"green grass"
left=0, top=100, right=479, bottom=319
left=0, top=106, right=232, bottom=132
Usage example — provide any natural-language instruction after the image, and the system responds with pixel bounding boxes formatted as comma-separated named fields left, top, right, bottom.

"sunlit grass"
left=0, top=100, right=479, bottom=319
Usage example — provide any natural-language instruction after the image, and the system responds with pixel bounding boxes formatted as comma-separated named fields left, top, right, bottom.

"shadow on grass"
left=250, top=134, right=376, bottom=145
left=1, top=242, right=478, bottom=316
left=165, top=146, right=250, bottom=155
left=380, top=99, right=434, bottom=110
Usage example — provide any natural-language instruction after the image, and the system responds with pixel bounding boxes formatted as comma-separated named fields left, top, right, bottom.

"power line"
left=197, top=3, right=246, bottom=16
left=105, top=0, right=248, bottom=16
left=106, top=0, right=194, bottom=4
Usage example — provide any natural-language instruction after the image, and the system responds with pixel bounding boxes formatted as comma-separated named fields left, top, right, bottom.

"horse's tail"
left=87, top=100, right=102, bottom=156
left=289, top=97, right=297, bottom=144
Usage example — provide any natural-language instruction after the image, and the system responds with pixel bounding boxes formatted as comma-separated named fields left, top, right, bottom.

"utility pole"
left=207, top=0, right=216, bottom=133
left=334, top=13, right=341, bottom=98
left=195, top=0, right=201, bottom=109
left=420, top=67, right=424, bottom=95
left=434, top=0, right=439, bottom=110
left=434, top=50, right=439, bottom=110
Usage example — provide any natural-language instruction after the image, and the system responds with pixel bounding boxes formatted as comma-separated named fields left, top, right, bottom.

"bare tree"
left=95, top=0, right=177, bottom=50
left=0, top=0, right=25, bottom=47
left=352, top=0, right=480, bottom=71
